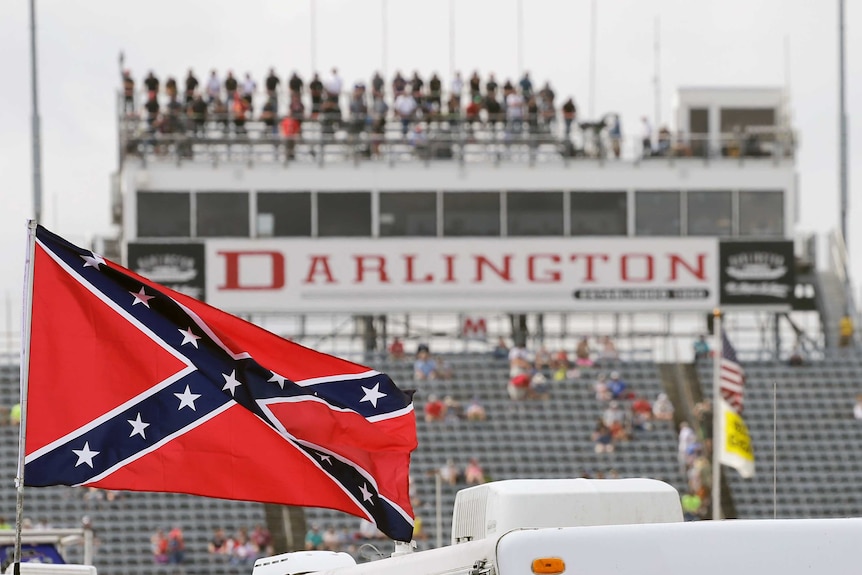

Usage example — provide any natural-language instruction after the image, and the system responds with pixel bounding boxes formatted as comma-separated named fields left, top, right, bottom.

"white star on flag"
left=178, top=327, right=202, bottom=348
left=318, top=453, right=332, bottom=465
left=80, top=252, right=106, bottom=270
left=174, top=385, right=201, bottom=411
left=72, top=442, right=100, bottom=468
left=359, top=483, right=374, bottom=503
left=360, top=383, right=386, bottom=408
left=128, top=413, right=150, bottom=439
left=130, top=287, right=155, bottom=308
left=222, top=370, right=242, bottom=396
left=268, top=372, right=286, bottom=389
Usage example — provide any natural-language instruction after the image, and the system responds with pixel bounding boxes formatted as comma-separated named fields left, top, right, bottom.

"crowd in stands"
left=676, top=399, right=715, bottom=521
left=117, top=67, right=714, bottom=162
left=151, top=525, right=186, bottom=566
left=122, top=67, right=579, bottom=145
left=205, top=524, right=273, bottom=566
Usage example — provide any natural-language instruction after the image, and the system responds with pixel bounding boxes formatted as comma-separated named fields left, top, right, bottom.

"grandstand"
left=4, top=348, right=862, bottom=572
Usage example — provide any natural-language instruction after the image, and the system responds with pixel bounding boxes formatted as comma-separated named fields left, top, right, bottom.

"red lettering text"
left=668, top=253, right=707, bottom=281
left=304, top=255, right=337, bottom=284
left=443, top=254, right=457, bottom=283
left=403, top=254, right=434, bottom=284
left=354, top=255, right=390, bottom=283
left=570, top=253, right=610, bottom=282
left=474, top=255, right=513, bottom=282
left=621, top=254, right=654, bottom=282
left=527, top=254, right=562, bottom=283
left=218, top=251, right=285, bottom=290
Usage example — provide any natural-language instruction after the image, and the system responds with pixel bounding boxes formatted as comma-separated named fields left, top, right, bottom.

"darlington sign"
left=203, top=238, right=719, bottom=313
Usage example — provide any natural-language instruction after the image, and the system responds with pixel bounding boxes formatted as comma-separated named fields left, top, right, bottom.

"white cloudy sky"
left=0, top=0, right=859, bottom=335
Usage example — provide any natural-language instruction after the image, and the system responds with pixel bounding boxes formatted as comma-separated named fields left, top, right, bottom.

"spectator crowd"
left=115, top=66, right=709, bottom=162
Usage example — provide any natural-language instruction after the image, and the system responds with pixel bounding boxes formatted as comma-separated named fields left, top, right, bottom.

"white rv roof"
left=475, top=477, right=678, bottom=496
left=496, top=517, right=862, bottom=575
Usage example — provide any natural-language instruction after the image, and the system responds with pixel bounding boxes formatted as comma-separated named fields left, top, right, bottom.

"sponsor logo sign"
left=127, top=242, right=206, bottom=301
left=719, top=241, right=794, bottom=307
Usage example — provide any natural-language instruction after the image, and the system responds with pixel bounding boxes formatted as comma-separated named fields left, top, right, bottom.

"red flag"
left=24, top=226, right=417, bottom=541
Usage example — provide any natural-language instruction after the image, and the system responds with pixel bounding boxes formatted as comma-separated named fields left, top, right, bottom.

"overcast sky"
left=0, top=0, right=859, bottom=336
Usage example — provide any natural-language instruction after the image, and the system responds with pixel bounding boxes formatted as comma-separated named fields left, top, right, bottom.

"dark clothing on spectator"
left=469, top=73, right=481, bottom=97
left=190, top=97, right=207, bottom=135
left=184, top=73, right=198, bottom=103
left=266, top=73, right=280, bottom=93
left=144, top=73, right=159, bottom=94
left=411, top=74, right=424, bottom=96
left=429, top=74, right=442, bottom=106
left=562, top=98, right=576, bottom=137
left=225, top=75, right=238, bottom=99
left=371, top=73, right=385, bottom=97
left=261, top=97, right=277, bottom=135
left=289, top=73, right=304, bottom=94
left=309, top=76, right=323, bottom=117
left=392, top=73, right=407, bottom=96
left=144, top=97, right=160, bottom=131
left=485, top=96, right=502, bottom=124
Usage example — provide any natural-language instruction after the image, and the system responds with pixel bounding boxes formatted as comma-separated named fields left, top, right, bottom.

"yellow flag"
left=718, top=399, right=755, bottom=478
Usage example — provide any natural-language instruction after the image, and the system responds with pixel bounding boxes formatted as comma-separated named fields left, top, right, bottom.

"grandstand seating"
left=1, top=351, right=861, bottom=573
left=696, top=353, right=862, bottom=519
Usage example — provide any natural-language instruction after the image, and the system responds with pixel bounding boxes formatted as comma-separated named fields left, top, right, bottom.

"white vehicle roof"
left=451, top=478, right=682, bottom=543
left=496, top=518, right=862, bottom=575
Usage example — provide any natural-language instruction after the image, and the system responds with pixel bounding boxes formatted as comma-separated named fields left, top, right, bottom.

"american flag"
left=24, top=226, right=417, bottom=541
left=720, top=331, right=746, bottom=413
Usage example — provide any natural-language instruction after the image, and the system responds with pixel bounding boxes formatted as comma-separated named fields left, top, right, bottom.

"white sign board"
left=203, top=238, right=718, bottom=313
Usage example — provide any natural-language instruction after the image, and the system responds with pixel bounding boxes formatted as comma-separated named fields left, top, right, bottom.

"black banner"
left=719, top=240, right=794, bottom=307
left=127, top=242, right=206, bottom=302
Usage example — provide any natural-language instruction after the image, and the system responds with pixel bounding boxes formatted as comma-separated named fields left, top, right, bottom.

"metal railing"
left=117, top=92, right=796, bottom=168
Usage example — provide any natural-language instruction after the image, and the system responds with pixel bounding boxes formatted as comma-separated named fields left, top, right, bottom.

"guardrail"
left=119, top=116, right=796, bottom=168
left=117, top=91, right=796, bottom=168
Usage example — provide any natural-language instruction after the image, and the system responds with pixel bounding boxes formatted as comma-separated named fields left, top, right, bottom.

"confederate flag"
left=23, top=226, right=417, bottom=541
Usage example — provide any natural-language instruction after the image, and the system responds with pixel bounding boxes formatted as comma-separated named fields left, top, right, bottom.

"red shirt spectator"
left=632, top=397, right=652, bottom=417
left=424, top=396, right=446, bottom=422
left=388, top=337, right=405, bottom=360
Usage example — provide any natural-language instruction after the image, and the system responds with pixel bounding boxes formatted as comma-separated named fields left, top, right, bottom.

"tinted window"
left=507, top=191, right=564, bottom=236
left=739, top=191, right=784, bottom=237
left=636, top=191, right=681, bottom=236
left=570, top=192, right=627, bottom=236
left=257, top=192, right=311, bottom=237
left=196, top=192, right=250, bottom=237
left=688, top=191, right=732, bottom=236
left=380, top=192, right=437, bottom=236
left=137, top=191, right=191, bottom=237
left=318, top=192, right=372, bottom=236
left=443, top=192, right=500, bottom=236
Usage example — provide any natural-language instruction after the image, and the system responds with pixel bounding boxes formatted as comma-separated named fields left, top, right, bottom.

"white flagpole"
left=14, top=220, right=38, bottom=573
left=711, top=309, right=722, bottom=521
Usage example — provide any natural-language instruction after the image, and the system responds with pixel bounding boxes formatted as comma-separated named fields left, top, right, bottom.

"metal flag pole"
left=588, top=0, right=597, bottom=119
left=14, top=220, right=38, bottom=575
left=516, top=0, right=524, bottom=76
left=773, top=380, right=778, bottom=519
left=29, top=0, right=43, bottom=225
left=310, top=0, right=317, bottom=74
left=381, top=0, right=388, bottom=79
left=711, top=309, right=722, bottom=521
left=435, top=473, right=443, bottom=548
